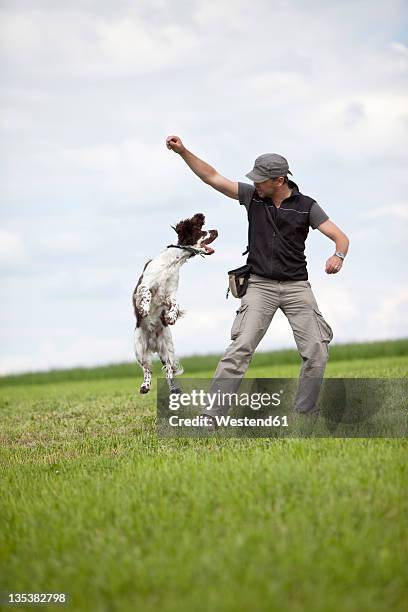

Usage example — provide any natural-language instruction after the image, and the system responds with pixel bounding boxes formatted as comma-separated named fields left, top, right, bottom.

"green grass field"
left=1, top=339, right=407, bottom=612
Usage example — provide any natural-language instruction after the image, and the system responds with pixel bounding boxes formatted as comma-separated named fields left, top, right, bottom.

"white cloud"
left=0, top=334, right=130, bottom=376
left=193, top=0, right=250, bottom=31
left=365, top=203, right=408, bottom=221
left=0, top=229, right=26, bottom=267
left=367, top=290, right=408, bottom=339
left=0, top=9, right=200, bottom=78
left=59, top=139, right=187, bottom=202
left=36, top=233, right=92, bottom=256
left=390, top=41, right=408, bottom=71
left=390, top=41, right=408, bottom=55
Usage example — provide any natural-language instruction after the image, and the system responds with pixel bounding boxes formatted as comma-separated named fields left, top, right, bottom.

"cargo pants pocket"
left=231, top=304, right=249, bottom=340
left=313, top=307, right=334, bottom=343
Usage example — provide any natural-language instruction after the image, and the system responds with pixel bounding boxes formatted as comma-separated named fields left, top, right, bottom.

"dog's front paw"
left=139, top=306, right=150, bottom=318
left=165, top=313, right=177, bottom=325
left=161, top=309, right=178, bottom=325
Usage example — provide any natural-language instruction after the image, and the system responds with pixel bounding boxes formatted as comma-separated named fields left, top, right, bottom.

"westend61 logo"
left=168, top=389, right=283, bottom=411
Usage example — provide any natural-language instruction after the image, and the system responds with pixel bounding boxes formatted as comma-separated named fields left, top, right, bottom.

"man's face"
left=254, top=177, right=283, bottom=198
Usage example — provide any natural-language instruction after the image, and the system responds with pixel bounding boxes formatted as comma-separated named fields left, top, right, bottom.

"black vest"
left=245, top=180, right=315, bottom=281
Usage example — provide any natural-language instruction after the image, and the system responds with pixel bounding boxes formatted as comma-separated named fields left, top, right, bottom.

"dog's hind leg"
left=134, top=327, right=153, bottom=394
left=162, top=327, right=184, bottom=376
left=157, top=328, right=183, bottom=394
left=140, top=368, right=152, bottom=394
left=160, top=361, right=181, bottom=394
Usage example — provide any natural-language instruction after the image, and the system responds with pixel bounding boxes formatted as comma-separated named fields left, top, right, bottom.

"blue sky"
left=0, top=0, right=407, bottom=373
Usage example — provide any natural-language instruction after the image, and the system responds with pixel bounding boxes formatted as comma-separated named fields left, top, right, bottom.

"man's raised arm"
left=166, top=135, right=239, bottom=199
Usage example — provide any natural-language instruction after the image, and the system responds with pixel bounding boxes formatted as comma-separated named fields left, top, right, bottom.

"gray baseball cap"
left=245, top=153, right=292, bottom=182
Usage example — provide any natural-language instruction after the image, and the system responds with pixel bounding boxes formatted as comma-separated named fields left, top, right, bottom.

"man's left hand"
left=325, top=255, right=343, bottom=274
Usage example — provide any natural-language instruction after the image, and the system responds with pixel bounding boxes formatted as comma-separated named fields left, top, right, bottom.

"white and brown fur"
left=132, top=213, right=218, bottom=394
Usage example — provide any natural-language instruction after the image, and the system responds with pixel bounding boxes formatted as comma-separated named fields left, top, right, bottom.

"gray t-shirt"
left=238, top=182, right=329, bottom=229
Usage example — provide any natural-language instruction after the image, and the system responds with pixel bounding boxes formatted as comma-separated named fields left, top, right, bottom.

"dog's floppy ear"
left=192, top=213, right=205, bottom=228
left=174, top=219, right=190, bottom=244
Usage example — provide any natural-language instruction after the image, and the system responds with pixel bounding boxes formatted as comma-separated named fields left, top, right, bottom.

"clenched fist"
left=325, top=255, right=343, bottom=274
left=166, top=135, right=185, bottom=154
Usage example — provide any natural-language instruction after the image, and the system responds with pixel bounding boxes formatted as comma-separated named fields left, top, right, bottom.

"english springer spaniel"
left=133, top=213, right=218, bottom=395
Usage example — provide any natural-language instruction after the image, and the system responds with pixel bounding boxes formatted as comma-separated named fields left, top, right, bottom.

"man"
left=166, top=135, right=349, bottom=417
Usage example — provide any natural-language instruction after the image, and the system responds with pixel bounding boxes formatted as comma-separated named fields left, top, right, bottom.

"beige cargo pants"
left=206, top=273, right=334, bottom=416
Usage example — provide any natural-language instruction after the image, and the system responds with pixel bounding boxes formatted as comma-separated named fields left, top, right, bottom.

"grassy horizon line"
left=1, top=337, right=407, bottom=387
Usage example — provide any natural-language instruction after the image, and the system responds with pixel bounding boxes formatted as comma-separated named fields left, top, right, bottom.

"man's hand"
left=165, top=134, right=238, bottom=199
left=325, top=255, right=343, bottom=274
left=317, top=220, right=349, bottom=275
left=166, top=135, right=185, bottom=154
